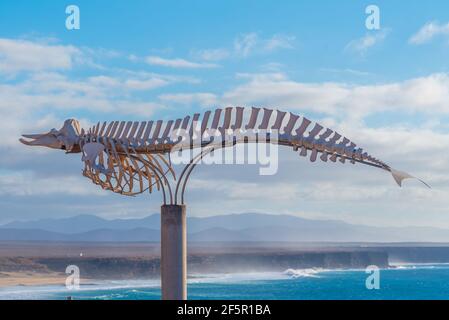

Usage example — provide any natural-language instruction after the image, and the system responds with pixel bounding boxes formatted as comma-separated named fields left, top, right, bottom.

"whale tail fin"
left=390, top=168, right=431, bottom=188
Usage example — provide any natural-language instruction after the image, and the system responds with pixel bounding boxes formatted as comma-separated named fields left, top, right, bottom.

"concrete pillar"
left=161, top=204, right=187, bottom=300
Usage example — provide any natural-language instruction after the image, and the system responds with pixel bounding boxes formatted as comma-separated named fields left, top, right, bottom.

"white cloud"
left=219, top=72, right=449, bottom=118
left=145, top=56, right=218, bottom=68
left=189, top=178, right=300, bottom=202
left=189, top=33, right=295, bottom=63
left=234, top=33, right=259, bottom=57
left=158, top=92, right=218, bottom=107
left=123, top=77, right=169, bottom=90
left=0, top=38, right=82, bottom=74
left=320, top=68, right=374, bottom=77
left=116, top=101, right=165, bottom=117
left=0, top=171, right=105, bottom=196
left=259, top=62, right=284, bottom=72
left=409, top=21, right=449, bottom=44
left=0, top=69, right=189, bottom=116
left=345, top=30, right=389, bottom=54
left=233, top=32, right=295, bottom=57
left=192, top=48, right=230, bottom=61
left=264, top=34, right=295, bottom=51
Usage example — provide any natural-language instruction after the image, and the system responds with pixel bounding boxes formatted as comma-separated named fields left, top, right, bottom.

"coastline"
left=0, top=272, right=80, bottom=288
left=2, top=264, right=449, bottom=300
left=0, top=272, right=65, bottom=288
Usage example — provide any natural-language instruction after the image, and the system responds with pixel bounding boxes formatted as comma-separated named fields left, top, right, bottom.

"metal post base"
left=161, top=204, right=187, bottom=300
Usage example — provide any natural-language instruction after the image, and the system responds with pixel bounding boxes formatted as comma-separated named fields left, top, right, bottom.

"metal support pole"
left=161, top=204, right=187, bottom=300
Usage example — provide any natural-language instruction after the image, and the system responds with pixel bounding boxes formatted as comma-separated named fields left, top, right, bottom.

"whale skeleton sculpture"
left=20, top=106, right=429, bottom=300
left=20, top=106, right=429, bottom=205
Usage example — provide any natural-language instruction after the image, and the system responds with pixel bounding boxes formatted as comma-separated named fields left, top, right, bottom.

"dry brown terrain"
left=0, top=271, right=66, bottom=287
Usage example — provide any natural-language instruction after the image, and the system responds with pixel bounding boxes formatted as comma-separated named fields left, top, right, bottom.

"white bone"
left=320, top=151, right=328, bottom=162
left=104, top=121, right=114, bottom=137
left=130, top=122, right=140, bottom=138
left=271, top=110, right=287, bottom=130
left=114, top=121, right=126, bottom=139
left=310, top=149, right=318, bottom=162
left=120, top=122, right=133, bottom=140
left=335, top=137, right=350, bottom=154
left=283, top=113, right=299, bottom=135
left=201, top=111, right=211, bottom=135
left=82, top=142, right=105, bottom=165
left=344, top=142, right=357, bottom=157
left=317, top=128, right=333, bottom=144
left=219, top=107, right=232, bottom=134
left=99, top=122, right=107, bottom=136
left=94, top=122, right=100, bottom=135
left=20, top=108, right=426, bottom=193
left=390, top=168, right=430, bottom=188
left=189, top=113, right=201, bottom=137
left=173, top=118, right=182, bottom=130
left=181, top=116, right=190, bottom=130
left=232, top=107, right=244, bottom=130
left=245, top=107, right=260, bottom=129
left=307, top=123, right=324, bottom=140
left=295, top=117, right=311, bottom=137
left=161, top=120, right=174, bottom=143
left=141, top=121, right=153, bottom=146
left=108, top=121, right=119, bottom=138
left=135, top=121, right=147, bottom=142
left=258, top=108, right=273, bottom=130
left=326, top=132, right=341, bottom=150
left=152, top=120, right=163, bottom=140
left=211, top=109, right=222, bottom=129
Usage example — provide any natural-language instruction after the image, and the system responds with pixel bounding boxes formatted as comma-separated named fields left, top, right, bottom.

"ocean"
left=2, top=264, right=449, bottom=300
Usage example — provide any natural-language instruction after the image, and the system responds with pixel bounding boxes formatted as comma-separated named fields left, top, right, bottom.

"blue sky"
left=0, top=1, right=448, bottom=231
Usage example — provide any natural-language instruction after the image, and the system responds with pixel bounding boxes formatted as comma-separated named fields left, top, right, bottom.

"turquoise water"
left=2, top=264, right=449, bottom=300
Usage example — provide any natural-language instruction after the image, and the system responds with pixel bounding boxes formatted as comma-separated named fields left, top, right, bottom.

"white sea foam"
left=0, top=279, right=161, bottom=300
left=0, top=270, right=314, bottom=299
left=390, top=262, right=449, bottom=270
left=188, top=271, right=288, bottom=284
left=283, top=268, right=325, bottom=278
left=189, top=268, right=332, bottom=283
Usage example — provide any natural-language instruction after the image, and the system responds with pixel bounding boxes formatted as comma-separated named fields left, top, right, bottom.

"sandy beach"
left=0, top=272, right=67, bottom=288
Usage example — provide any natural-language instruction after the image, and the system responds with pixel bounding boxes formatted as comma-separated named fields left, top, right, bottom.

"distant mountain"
left=1, top=214, right=160, bottom=234
left=0, top=213, right=347, bottom=234
left=0, top=228, right=159, bottom=242
left=1, top=212, right=449, bottom=242
left=188, top=227, right=254, bottom=242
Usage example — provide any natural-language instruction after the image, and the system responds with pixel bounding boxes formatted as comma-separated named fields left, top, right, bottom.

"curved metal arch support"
left=174, top=147, right=215, bottom=205
left=180, top=148, right=215, bottom=205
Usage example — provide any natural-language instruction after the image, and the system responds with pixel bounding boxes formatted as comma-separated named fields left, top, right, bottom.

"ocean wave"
left=0, top=279, right=161, bottom=300
left=1, top=266, right=403, bottom=299
left=0, top=269, right=340, bottom=299
left=390, top=262, right=449, bottom=270
left=283, top=268, right=325, bottom=278
left=190, top=269, right=330, bottom=283
left=188, top=272, right=287, bottom=284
